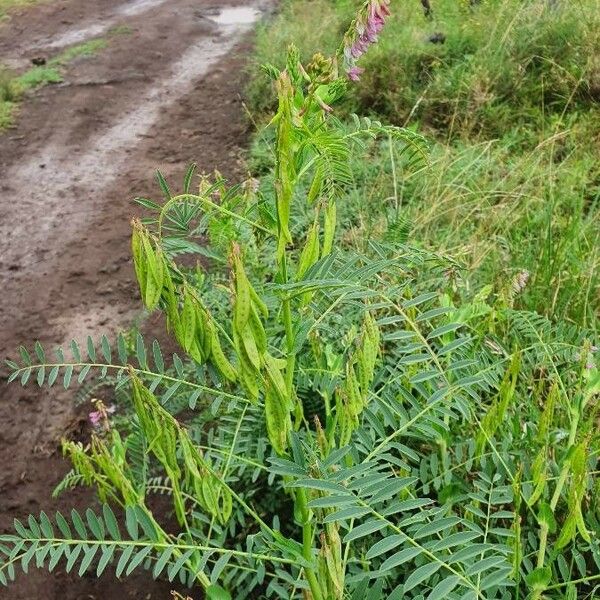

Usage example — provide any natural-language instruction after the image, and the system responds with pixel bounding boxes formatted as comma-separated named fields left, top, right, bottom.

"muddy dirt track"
left=0, top=0, right=270, bottom=597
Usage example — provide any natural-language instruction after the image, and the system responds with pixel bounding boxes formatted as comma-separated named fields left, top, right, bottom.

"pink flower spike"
left=347, top=66, right=365, bottom=81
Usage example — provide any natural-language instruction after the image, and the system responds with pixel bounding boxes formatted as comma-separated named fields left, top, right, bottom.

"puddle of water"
left=210, top=7, right=261, bottom=26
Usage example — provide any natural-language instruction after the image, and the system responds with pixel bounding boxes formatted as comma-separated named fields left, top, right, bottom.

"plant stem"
left=298, top=488, right=324, bottom=600
left=279, top=257, right=323, bottom=600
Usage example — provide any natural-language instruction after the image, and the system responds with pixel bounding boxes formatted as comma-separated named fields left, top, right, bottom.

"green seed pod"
left=199, top=314, right=213, bottom=359
left=233, top=251, right=251, bottom=331
left=345, top=361, right=363, bottom=417
left=364, top=311, right=380, bottom=352
left=527, top=449, right=547, bottom=507
left=335, top=394, right=353, bottom=446
left=265, top=384, right=290, bottom=455
left=322, top=201, right=336, bottom=256
left=249, top=285, right=269, bottom=318
left=307, top=164, right=323, bottom=204
left=248, top=304, right=268, bottom=355
left=163, top=278, right=182, bottom=340
left=193, top=302, right=208, bottom=358
left=207, top=322, right=237, bottom=383
left=218, top=486, right=233, bottom=524
left=187, top=339, right=205, bottom=365
left=131, top=223, right=147, bottom=300
left=139, top=234, right=164, bottom=310
left=201, top=477, right=218, bottom=515
left=180, top=288, right=196, bottom=353
left=241, top=323, right=262, bottom=371
left=239, top=361, right=260, bottom=403
left=263, top=353, right=289, bottom=409
left=296, top=219, right=320, bottom=280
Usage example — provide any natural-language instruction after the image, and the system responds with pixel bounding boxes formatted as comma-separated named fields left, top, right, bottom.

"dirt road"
left=0, top=1, right=269, bottom=597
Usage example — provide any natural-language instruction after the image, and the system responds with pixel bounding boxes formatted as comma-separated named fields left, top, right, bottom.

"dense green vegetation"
left=249, top=0, right=599, bottom=329
left=1, top=1, right=598, bottom=598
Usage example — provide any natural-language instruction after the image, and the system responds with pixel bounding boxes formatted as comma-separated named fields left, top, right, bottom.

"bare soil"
left=0, top=1, right=269, bottom=597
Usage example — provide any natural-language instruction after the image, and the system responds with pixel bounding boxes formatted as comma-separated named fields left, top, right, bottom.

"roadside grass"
left=250, top=0, right=600, bottom=141
left=0, top=0, right=43, bottom=21
left=247, top=0, right=600, bottom=330
left=0, top=38, right=109, bottom=129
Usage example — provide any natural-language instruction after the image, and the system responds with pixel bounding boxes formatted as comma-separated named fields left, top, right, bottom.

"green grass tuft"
left=0, top=38, right=109, bottom=130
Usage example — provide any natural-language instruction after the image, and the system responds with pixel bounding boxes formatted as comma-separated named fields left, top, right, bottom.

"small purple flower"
left=347, top=66, right=365, bottom=81
left=88, top=402, right=115, bottom=428
left=343, top=0, right=391, bottom=81
left=89, top=410, right=103, bottom=427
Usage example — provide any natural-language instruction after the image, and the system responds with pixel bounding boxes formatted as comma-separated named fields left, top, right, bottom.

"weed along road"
left=0, top=1, right=269, bottom=597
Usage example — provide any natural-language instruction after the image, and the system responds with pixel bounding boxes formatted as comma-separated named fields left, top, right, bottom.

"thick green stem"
left=298, top=488, right=324, bottom=600
left=278, top=250, right=323, bottom=600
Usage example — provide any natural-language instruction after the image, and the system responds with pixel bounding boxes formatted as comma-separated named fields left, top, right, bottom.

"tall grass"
left=248, top=0, right=600, bottom=329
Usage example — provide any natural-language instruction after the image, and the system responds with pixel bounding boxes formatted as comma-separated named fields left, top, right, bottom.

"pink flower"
left=347, top=66, right=365, bottom=81
left=88, top=402, right=115, bottom=428
left=89, top=411, right=103, bottom=427
left=343, top=0, right=391, bottom=81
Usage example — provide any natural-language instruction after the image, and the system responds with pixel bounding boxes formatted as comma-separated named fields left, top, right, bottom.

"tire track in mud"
left=0, top=1, right=269, bottom=597
left=3, top=5, right=262, bottom=274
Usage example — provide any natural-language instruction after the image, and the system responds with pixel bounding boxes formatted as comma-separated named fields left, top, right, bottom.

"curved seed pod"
left=207, top=322, right=237, bottom=383
left=199, top=313, right=213, bottom=359
left=275, top=73, right=294, bottom=257
left=265, top=384, right=290, bottom=455
left=356, top=346, right=370, bottom=396
left=194, top=478, right=208, bottom=512
left=239, top=361, right=260, bottom=403
left=131, top=223, right=147, bottom=299
left=248, top=304, right=268, bottom=355
left=187, top=339, right=205, bottom=365
left=150, top=245, right=166, bottom=309
left=307, top=163, right=323, bottom=204
left=180, top=288, right=196, bottom=353
left=249, top=285, right=269, bottom=318
left=345, top=361, right=363, bottom=417
left=168, top=472, right=186, bottom=526
left=322, top=201, right=336, bottom=256
left=263, top=353, right=289, bottom=409
left=162, top=277, right=183, bottom=340
left=193, top=302, right=208, bottom=358
left=527, top=450, right=547, bottom=507
left=180, top=436, right=201, bottom=480
left=335, top=394, right=352, bottom=447
left=233, top=325, right=259, bottom=376
left=218, top=486, right=233, bottom=524
left=141, top=235, right=163, bottom=310
left=233, top=251, right=251, bottom=331
left=201, top=477, right=218, bottom=516
left=296, top=219, right=320, bottom=280
left=241, top=323, right=262, bottom=371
